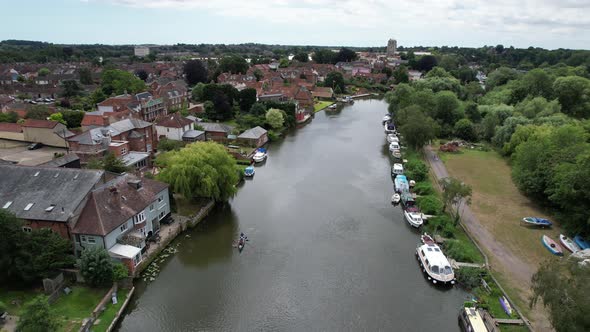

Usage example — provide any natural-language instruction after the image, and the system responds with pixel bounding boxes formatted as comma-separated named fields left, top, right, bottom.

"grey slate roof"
left=237, top=126, right=267, bottom=139
left=120, top=152, right=149, bottom=166
left=199, top=122, right=234, bottom=133
left=69, top=118, right=151, bottom=145
left=182, top=130, right=205, bottom=139
left=39, top=153, right=80, bottom=168
left=0, top=165, right=104, bottom=222
left=109, top=118, right=152, bottom=133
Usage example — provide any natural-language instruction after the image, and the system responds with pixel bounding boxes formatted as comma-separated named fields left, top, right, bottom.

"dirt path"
left=424, top=146, right=553, bottom=332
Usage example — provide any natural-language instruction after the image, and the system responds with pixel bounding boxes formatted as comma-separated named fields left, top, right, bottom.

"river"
left=117, top=99, right=469, bottom=331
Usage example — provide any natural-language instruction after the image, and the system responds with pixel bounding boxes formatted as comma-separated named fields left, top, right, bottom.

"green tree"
left=37, top=68, right=50, bottom=77
left=399, top=110, right=436, bottom=149
left=100, top=69, right=146, bottom=96
left=335, top=48, right=358, bottom=62
left=433, top=91, right=462, bottom=127
left=79, top=248, right=114, bottom=287
left=552, top=76, right=590, bottom=118
left=48, top=112, right=66, bottom=125
left=25, top=105, right=51, bottom=120
left=183, top=60, right=208, bottom=85
left=61, top=110, right=85, bottom=128
left=279, top=58, right=290, bottom=68
left=531, top=258, right=590, bottom=332
left=0, top=210, right=25, bottom=283
left=393, top=66, right=409, bottom=84
left=464, top=102, right=481, bottom=123
left=191, top=83, right=205, bottom=101
left=135, top=69, right=148, bottom=81
left=112, top=262, right=129, bottom=281
left=515, top=96, right=561, bottom=119
left=16, top=296, right=59, bottom=332
left=249, top=102, right=267, bottom=116
left=325, top=72, right=345, bottom=93
left=440, top=177, right=472, bottom=223
left=60, top=80, right=83, bottom=98
left=293, top=52, right=309, bottom=62
left=156, top=142, right=239, bottom=201
left=103, top=152, right=129, bottom=174
left=238, top=88, right=257, bottom=112
left=453, top=119, right=476, bottom=141
left=486, top=67, right=519, bottom=90
left=218, top=55, right=248, bottom=74
left=415, top=55, right=438, bottom=72
left=265, top=108, right=284, bottom=129
left=157, top=138, right=186, bottom=152
left=313, top=49, right=337, bottom=64
left=0, top=111, right=18, bottom=123
left=78, top=67, right=93, bottom=85
left=17, top=229, right=75, bottom=283
left=492, top=116, right=532, bottom=148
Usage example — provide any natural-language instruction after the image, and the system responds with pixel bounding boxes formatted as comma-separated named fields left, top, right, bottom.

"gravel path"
left=424, top=146, right=553, bottom=332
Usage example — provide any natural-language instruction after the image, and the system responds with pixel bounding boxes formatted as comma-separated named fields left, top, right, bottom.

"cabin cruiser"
left=386, top=134, right=399, bottom=143
left=252, top=148, right=267, bottom=163
left=391, top=150, right=402, bottom=159
left=391, top=163, right=404, bottom=177
left=394, top=175, right=409, bottom=193
left=391, top=193, right=401, bottom=204
left=404, top=206, right=423, bottom=228
left=382, top=114, right=392, bottom=123
left=384, top=122, right=396, bottom=134
left=416, top=243, right=456, bottom=285
left=389, top=142, right=401, bottom=152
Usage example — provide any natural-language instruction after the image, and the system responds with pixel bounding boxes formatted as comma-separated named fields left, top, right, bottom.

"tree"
left=335, top=48, right=358, bottom=63
left=279, top=58, right=289, bottom=68
left=48, top=113, right=66, bottom=125
left=253, top=69, right=263, bottom=81
left=464, top=102, right=481, bottom=123
left=453, top=119, right=476, bottom=141
left=112, top=262, right=129, bottom=281
left=18, top=229, right=75, bottom=283
left=156, top=142, right=239, bottom=201
left=79, top=248, right=114, bottom=287
left=60, top=80, right=82, bottom=98
left=292, top=52, right=308, bottom=63
left=415, top=55, right=438, bottom=72
left=433, top=91, right=462, bottom=127
left=135, top=69, right=148, bottom=81
left=312, top=49, right=337, bottom=64
left=0, top=210, right=24, bottom=283
left=531, top=257, right=590, bottom=332
left=440, top=177, right=472, bottom=223
left=486, top=67, right=519, bottom=90
left=158, top=138, right=186, bottom=152
left=0, top=111, right=18, bottom=123
left=61, top=110, right=85, bottom=128
left=103, top=152, right=129, bottom=174
left=399, top=110, right=436, bottom=149
left=515, top=97, right=561, bottom=119
left=249, top=102, right=267, bottom=116
left=238, top=88, right=257, bottom=112
left=325, top=72, right=345, bottom=93
left=16, top=296, right=59, bottom=332
left=78, top=67, right=93, bottom=85
left=218, top=55, right=248, bottom=74
left=392, top=66, right=409, bottom=84
left=37, top=68, right=50, bottom=77
left=25, top=105, right=51, bottom=120
left=100, top=69, right=146, bottom=96
left=191, top=83, right=205, bottom=101
left=265, top=108, right=284, bottom=129
left=183, top=60, right=208, bottom=85
left=553, top=76, right=590, bottom=118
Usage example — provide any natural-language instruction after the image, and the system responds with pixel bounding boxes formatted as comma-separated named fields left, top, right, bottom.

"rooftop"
left=237, top=126, right=267, bottom=139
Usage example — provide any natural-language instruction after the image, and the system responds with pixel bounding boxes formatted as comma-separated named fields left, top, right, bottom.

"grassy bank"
left=92, top=288, right=131, bottom=332
left=313, top=101, right=332, bottom=112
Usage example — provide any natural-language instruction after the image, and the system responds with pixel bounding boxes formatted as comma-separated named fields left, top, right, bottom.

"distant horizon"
left=2, top=1, right=590, bottom=50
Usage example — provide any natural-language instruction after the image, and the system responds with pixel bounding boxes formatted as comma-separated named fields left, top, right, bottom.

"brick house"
left=154, top=113, right=193, bottom=141
left=199, top=122, right=235, bottom=141
left=237, top=126, right=268, bottom=147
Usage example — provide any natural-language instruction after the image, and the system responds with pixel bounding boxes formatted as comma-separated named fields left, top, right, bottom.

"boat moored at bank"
left=252, top=148, right=268, bottom=163
left=416, top=243, right=456, bottom=285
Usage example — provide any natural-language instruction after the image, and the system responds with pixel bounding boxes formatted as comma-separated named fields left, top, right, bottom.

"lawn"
left=176, top=196, right=211, bottom=217
left=92, top=288, right=130, bottom=332
left=52, top=286, right=107, bottom=332
left=0, top=287, right=40, bottom=316
left=313, top=101, right=333, bottom=113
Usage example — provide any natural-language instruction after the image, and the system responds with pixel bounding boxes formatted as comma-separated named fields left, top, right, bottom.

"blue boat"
left=394, top=175, right=409, bottom=193
left=574, top=235, right=590, bottom=250
left=244, top=166, right=255, bottom=177
left=522, top=217, right=552, bottom=228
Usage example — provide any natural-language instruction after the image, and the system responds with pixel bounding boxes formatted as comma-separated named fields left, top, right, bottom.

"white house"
left=154, top=113, right=194, bottom=141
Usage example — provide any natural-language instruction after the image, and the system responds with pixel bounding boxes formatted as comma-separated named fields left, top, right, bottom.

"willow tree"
left=156, top=142, right=239, bottom=201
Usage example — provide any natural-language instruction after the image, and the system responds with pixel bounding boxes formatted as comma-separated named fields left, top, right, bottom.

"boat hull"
left=522, top=217, right=552, bottom=227
left=499, top=296, right=513, bottom=316
left=404, top=211, right=423, bottom=228
left=559, top=234, right=580, bottom=253
left=542, top=235, right=563, bottom=256
left=415, top=249, right=455, bottom=286
left=574, top=235, right=590, bottom=250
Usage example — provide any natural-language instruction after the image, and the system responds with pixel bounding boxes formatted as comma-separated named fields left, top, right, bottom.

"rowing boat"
left=559, top=234, right=581, bottom=253
left=542, top=235, right=563, bottom=256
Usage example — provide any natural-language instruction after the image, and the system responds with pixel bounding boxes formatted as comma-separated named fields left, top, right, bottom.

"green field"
left=313, top=101, right=333, bottom=112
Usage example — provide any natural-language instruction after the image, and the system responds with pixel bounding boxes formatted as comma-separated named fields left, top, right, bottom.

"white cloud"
left=89, top=0, right=590, bottom=46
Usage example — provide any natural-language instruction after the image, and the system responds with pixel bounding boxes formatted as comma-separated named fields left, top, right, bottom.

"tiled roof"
left=155, top=113, right=193, bottom=129
left=238, top=126, right=267, bottom=139
left=199, top=122, right=234, bottom=133
left=0, top=122, right=23, bottom=133
left=22, top=119, right=59, bottom=129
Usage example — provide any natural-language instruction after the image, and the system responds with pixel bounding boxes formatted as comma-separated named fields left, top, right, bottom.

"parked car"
left=28, top=143, right=43, bottom=150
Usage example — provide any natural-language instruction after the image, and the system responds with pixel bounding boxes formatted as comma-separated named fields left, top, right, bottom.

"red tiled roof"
left=23, top=119, right=59, bottom=129
left=0, top=122, right=22, bottom=133
left=154, top=113, right=193, bottom=129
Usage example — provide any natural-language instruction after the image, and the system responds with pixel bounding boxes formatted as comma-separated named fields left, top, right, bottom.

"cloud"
left=89, top=0, right=590, bottom=45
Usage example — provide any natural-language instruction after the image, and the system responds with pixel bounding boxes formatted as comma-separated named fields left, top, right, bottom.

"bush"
left=0, top=300, right=6, bottom=313
left=456, top=267, right=487, bottom=290
left=112, top=262, right=129, bottom=281
left=417, top=195, right=443, bottom=215
left=425, top=214, right=455, bottom=238
left=79, top=248, right=114, bottom=287
left=445, top=239, right=481, bottom=263
left=267, top=130, right=281, bottom=141
left=405, top=159, right=429, bottom=181
left=413, top=181, right=433, bottom=195
left=158, top=138, right=186, bottom=152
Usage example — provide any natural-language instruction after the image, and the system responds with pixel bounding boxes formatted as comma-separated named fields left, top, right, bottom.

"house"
left=311, top=87, right=334, bottom=100
left=154, top=113, right=194, bottom=141
left=133, top=92, right=167, bottom=122
left=0, top=122, right=24, bottom=141
left=199, top=122, right=235, bottom=141
left=22, top=119, right=75, bottom=148
left=0, top=165, right=106, bottom=240
left=237, top=126, right=268, bottom=147
left=156, top=81, right=189, bottom=111
left=39, top=153, right=81, bottom=169
left=68, top=118, right=157, bottom=163
left=408, top=70, right=423, bottom=82
left=182, top=130, right=205, bottom=142
left=72, top=174, right=170, bottom=275
left=81, top=108, right=132, bottom=129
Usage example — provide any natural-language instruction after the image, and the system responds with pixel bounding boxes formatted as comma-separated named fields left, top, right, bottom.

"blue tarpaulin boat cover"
left=256, top=148, right=267, bottom=153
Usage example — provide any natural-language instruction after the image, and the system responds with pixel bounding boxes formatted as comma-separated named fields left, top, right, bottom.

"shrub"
left=79, top=248, right=114, bottom=287
left=267, top=130, right=281, bottom=141
left=413, top=181, right=433, bottom=195
left=445, top=239, right=480, bottom=263
left=456, top=267, right=487, bottom=290
left=425, top=214, right=455, bottom=238
left=405, top=159, right=429, bottom=181
left=417, top=195, right=443, bottom=215
left=0, top=300, right=6, bottom=313
left=112, top=262, right=129, bottom=281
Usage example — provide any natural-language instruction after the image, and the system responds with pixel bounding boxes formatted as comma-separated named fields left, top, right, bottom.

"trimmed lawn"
left=92, top=288, right=130, bottom=332
left=313, top=101, right=332, bottom=113
left=52, top=286, right=107, bottom=332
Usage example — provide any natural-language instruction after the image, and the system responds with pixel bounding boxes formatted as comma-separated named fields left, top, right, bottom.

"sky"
left=2, top=0, right=590, bottom=49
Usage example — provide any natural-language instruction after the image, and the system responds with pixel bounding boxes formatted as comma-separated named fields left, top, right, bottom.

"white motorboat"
left=416, top=243, right=456, bottom=285
left=391, top=163, right=404, bottom=177
left=383, top=115, right=392, bottom=123
left=386, top=134, right=399, bottom=143
left=391, top=150, right=402, bottom=159
left=404, top=207, right=423, bottom=228
left=391, top=193, right=401, bottom=204
left=389, top=142, right=401, bottom=152
left=252, top=148, right=267, bottom=163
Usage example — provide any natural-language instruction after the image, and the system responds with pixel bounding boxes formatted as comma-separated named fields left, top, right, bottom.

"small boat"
left=559, top=234, right=581, bottom=253
left=252, top=148, right=267, bottom=163
left=244, top=166, right=255, bottom=177
left=499, top=296, right=513, bottom=316
left=389, top=142, right=401, bottom=152
left=383, top=115, right=392, bottom=123
left=391, top=163, right=404, bottom=177
left=238, top=238, right=245, bottom=252
left=404, top=206, right=423, bottom=228
left=542, top=235, right=563, bottom=256
left=421, top=233, right=435, bottom=245
left=522, top=217, right=552, bottom=228
left=391, top=150, right=402, bottom=159
left=391, top=193, right=401, bottom=204
left=328, top=104, right=337, bottom=110
left=386, top=134, right=399, bottom=143
left=416, top=243, right=456, bottom=285
left=394, top=175, right=409, bottom=193
left=384, top=123, right=396, bottom=134
left=574, top=235, right=590, bottom=250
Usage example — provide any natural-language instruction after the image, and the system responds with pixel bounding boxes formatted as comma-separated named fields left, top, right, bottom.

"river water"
left=117, top=99, right=468, bottom=331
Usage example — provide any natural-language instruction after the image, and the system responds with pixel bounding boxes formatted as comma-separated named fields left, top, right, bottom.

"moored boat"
left=574, top=235, right=590, bottom=250
left=382, top=114, right=391, bottom=123
left=252, top=148, right=267, bottom=163
left=394, top=175, right=409, bottom=193
left=391, top=193, right=401, bottom=204
left=542, top=235, right=563, bottom=256
left=391, top=163, right=404, bottom=177
left=386, top=134, right=399, bottom=143
left=244, top=166, right=255, bottom=177
left=384, top=123, right=396, bottom=134
left=389, top=142, right=401, bottom=152
left=404, top=207, right=423, bottom=228
left=522, top=217, right=552, bottom=228
left=416, top=243, right=456, bottom=285
left=391, top=150, right=402, bottom=159
left=559, top=234, right=581, bottom=253
left=421, top=233, right=435, bottom=245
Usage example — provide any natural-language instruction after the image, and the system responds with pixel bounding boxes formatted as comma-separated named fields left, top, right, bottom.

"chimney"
left=127, top=179, right=142, bottom=190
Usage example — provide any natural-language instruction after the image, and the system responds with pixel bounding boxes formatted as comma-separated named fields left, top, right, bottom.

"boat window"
left=434, top=248, right=440, bottom=252
left=427, top=247, right=433, bottom=252
left=443, top=266, right=453, bottom=275
left=431, top=265, right=439, bottom=273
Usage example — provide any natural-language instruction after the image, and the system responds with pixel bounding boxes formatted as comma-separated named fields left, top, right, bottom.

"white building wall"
left=155, top=125, right=184, bottom=141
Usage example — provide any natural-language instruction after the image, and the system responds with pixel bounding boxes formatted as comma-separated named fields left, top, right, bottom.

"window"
left=159, top=211, right=165, bottom=220
left=45, top=204, right=55, bottom=212
left=87, top=236, right=96, bottom=244
left=121, top=147, right=128, bottom=155
left=80, top=235, right=87, bottom=242
left=22, top=226, right=32, bottom=233
left=120, top=223, right=128, bottom=232
left=2, top=201, right=12, bottom=209
left=24, top=203, right=34, bottom=211
left=158, top=195, right=163, bottom=203
left=150, top=204, right=154, bottom=211
left=133, top=253, right=142, bottom=266
left=133, top=212, right=146, bottom=224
